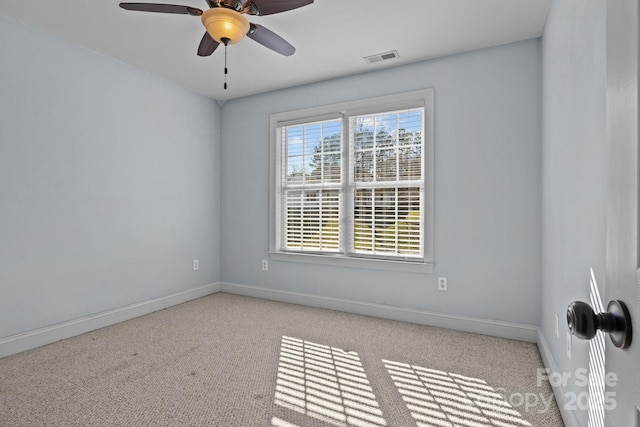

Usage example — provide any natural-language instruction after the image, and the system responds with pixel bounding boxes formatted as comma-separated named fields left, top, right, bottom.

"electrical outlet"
left=262, top=259, right=268, bottom=271
left=192, top=259, right=199, bottom=271
left=566, top=332, right=572, bottom=359
left=437, top=277, right=447, bottom=291
left=555, top=314, right=559, bottom=337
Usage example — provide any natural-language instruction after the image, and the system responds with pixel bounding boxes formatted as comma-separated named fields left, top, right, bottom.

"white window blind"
left=281, top=119, right=343, bottom=253
left=349, top=109, right=424, bottom=259
left=270, top=89, right=434, bottom=272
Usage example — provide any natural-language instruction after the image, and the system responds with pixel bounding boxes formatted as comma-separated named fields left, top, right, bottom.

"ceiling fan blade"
left=249, top=0, right=313, bottom=16
left=119, top=3, right=203, bottom=16
left=247, top=23, right=295, bottom=56
left=197, top=32, right=220, bottom=56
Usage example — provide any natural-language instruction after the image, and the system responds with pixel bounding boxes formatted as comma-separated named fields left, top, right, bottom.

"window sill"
left=269, top=251, right=434, bottom=274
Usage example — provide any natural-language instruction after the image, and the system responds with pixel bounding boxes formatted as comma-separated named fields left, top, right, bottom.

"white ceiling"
left=1, top=0, right=550, bottom=101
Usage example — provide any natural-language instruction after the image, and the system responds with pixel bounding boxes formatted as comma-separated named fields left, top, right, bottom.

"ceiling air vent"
left=364, top=50, right=400, bottom=65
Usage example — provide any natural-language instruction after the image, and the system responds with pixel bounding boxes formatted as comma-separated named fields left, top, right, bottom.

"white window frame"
left=269, top=89, right=434, bottom=273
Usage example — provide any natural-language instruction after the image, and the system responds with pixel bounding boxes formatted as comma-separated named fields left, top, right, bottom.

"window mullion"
left=341, top=112, right=350, bottom=254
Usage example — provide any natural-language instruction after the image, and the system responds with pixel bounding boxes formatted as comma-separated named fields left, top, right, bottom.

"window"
left=269, top=89, right=434, bottom=273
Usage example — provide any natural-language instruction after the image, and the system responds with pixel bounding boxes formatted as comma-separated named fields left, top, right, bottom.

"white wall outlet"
left=437, top=277, right=447, bottom=291
left=555, top=313, right=559, bottom=337
left=566, top=332, right=572, bottom=359
left=262, top=259, right=268, bottom=271
left=192, top=259, right=199, bottom=271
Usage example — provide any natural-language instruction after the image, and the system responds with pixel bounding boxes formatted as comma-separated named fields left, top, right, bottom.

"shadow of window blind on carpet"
left=271, top=335, right=387, bottom=427
left=383, top=359, right=533, bottom=427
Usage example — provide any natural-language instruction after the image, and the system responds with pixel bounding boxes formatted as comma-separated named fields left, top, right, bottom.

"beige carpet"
left=0, top=293, right=563, bottom=426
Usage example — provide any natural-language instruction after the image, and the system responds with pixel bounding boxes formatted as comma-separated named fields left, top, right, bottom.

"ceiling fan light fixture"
left=201, top=8, right=249, bottom=44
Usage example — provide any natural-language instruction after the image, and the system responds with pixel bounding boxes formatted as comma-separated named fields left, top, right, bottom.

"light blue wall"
left=0, top=18, right=222, bottom=338
left=220, top=40, right=542, bottom=325
left=541, top=0, right=606, bottom=425
left=0, top=11, right=612, bottom=415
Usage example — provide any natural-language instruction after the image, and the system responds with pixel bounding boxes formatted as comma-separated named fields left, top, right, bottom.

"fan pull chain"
left=222, top=38, right=230, bottom=90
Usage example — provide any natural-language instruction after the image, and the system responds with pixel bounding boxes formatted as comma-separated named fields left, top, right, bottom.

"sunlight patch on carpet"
left=383, top=359, right=532, bottom=427
left=271, top=336, right=387, bottom=427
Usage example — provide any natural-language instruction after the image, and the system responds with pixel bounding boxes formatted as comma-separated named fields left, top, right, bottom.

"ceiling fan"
left=119, top=0, right=313, bottom=87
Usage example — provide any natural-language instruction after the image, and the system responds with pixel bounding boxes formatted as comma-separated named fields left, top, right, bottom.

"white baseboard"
left=220, top=282, right=539, bottom=342
left=0, top=281, right=539, bottom=358
left=537, top=330, right=579, bottom=427
left=0, top=283, right=221, bottom=359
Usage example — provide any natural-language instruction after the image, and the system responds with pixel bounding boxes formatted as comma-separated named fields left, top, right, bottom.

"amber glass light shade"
left=201, top=8, right=250, bottom=44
